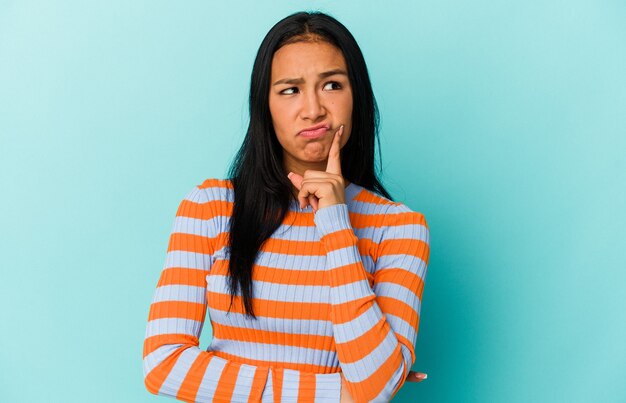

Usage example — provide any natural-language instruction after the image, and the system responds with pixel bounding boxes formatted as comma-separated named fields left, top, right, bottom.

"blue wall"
left=1, top=1, right=624, bottom=401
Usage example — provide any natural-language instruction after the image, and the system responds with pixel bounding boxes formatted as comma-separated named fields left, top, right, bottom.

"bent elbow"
left=142, top=343, right=186, bottom=395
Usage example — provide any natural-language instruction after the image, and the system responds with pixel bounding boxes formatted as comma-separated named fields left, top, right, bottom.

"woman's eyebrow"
left=272, top=69, right=348, bottom=86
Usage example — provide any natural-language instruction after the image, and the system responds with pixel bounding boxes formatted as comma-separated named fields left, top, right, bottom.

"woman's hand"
left=287, top=125, right=345, bottom=213
left=406, top=371, right=428, bottom=382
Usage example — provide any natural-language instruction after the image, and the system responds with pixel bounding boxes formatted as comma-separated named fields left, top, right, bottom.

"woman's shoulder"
left=349, top=183, right=427, bottom=227
left=190, top=177, right=234, bottom=202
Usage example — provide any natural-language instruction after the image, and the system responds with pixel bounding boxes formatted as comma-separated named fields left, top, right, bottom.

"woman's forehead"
left=271, top=41, right=347, bottom=81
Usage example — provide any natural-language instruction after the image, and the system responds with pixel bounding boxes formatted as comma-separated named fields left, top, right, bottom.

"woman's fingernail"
left=288, top=172, right=293, bottom=178
left=417, top=373, right=427, bottom=380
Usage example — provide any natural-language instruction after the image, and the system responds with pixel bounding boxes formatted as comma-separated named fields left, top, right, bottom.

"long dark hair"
left=225, top=11, right=393, bottom=319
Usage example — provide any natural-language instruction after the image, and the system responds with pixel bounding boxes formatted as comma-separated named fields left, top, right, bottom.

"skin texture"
left=269, top=38, right=427, bottom=400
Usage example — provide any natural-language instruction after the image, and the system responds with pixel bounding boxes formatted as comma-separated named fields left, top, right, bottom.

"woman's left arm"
left=314, top=203, right=430, bottom=402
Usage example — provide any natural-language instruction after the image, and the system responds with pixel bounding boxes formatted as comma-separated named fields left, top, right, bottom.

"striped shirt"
left=143, top=178, right=430, bottom=402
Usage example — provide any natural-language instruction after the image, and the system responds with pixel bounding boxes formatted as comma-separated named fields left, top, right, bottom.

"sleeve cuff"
left=313, top=203, right=352, bottom=236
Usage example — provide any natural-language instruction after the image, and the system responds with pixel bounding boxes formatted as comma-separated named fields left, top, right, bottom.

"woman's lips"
left=299, top=126, right=330, bottom=138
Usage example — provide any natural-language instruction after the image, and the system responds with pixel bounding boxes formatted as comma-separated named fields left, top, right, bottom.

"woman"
left=143, top=11, right=430, bottom=402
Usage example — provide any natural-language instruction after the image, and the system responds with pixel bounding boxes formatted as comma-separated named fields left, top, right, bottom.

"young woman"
left=143, top=11, right=430, bottom=402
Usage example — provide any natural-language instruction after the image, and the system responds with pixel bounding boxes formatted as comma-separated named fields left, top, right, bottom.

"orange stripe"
left=261, top=234, right=377, bottom=256
left=148, top=300, right=206, bottom=322
left=331, top=295, right=376, bottom=324
left=176, top=199, right=213, bottom=220
left=383, top=210, right=427, bottom=226
left=327, top=263, right=373, bottom=287
left=198, top=178, right=233, bottom=190
left=213, top=361, right=241, bottom=401
left=167, top=233, right=213, bottom=255
left=261, top=237, right=326, bottom=256
left=248, top=366, right=269, bottom=403
left=378, top=238, right=429, bottom=262
left=319, top=229, right=359, bottom=251
left=206, top=291, right=330, bottom=321
left=144, top=345, right=192, bottom=395
left=211, top=260, right=329, bottom=286
left=212, top=322, right=335, bottom=350
left=211, top=250, right=376, bottom=288
left=176, top=353, right=213, bottom=402
left=213, top=351, right=340, bottom=374
left=375, top=268, right=424, bottom=300
left=297, top=371, right=316, bottom=403
left=157, top=267, right=207, bottom=288
left=376, top=296, right=419, bottom=329
left=143, top=333, right=199, bottom=358
left=272, top=367, right=284, bottom=402
left=352, top=189, right=394, bottom=206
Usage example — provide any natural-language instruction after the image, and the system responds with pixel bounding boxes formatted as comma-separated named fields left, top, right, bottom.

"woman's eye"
left=323, top=81, right=342, bottom=90
left=280, top=87, right=299, bottom=95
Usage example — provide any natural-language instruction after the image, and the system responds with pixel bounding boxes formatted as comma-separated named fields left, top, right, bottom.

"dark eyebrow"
left=272, top=69, right=348, bottom=86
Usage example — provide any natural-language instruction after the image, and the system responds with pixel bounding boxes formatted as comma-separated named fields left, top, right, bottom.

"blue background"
left=1, top=1, right=625, bottom=402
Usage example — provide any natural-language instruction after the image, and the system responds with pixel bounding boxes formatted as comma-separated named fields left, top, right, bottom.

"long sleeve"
left=143, top=186, right=269, bottom=402
left=313, top=203, right=430, bottom=402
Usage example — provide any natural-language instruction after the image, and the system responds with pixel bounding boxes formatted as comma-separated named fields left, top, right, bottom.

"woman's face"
left=269, top=40, right=353, bottom=173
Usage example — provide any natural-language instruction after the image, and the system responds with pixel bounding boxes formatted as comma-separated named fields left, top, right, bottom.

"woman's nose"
left=300, top=91, right=325, bottom=120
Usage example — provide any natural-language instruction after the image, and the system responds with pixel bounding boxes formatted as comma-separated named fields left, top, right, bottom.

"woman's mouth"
left=299, top=124, right=330, bottom=139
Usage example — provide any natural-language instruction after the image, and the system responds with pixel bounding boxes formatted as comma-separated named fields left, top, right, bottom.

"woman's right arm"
left=143, top=183, right=343, bottom=402
left=143, top=185, right=270, bottom=402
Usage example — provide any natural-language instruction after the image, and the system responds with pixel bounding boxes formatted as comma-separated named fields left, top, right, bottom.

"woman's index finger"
left=325, top=125, right=344, bottom=175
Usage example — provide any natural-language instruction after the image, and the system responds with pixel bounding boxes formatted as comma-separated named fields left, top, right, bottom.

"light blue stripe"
left=184, top=186, right=210, bottom=204
left=333, top=304, right=380, bottom=344
left=210, top=274, right=330, bottom=303
left=145, top=318, right=202, bottom=338
left=271, top=220, right=381, bottom=242
left=374, top=254, right=427, bottom=278
left=143, top=344, right=183, bottom=376
left=281, top=369, right=300, bottom=400
left=330, top=279, right=374, bottom=304
left=195, top=355, right=226, bottom=401
left=171, top=215, right=214, bottom=236
left=158, top=347, right=200, bottom=397
left=399, top=344, right=414, bottom=374
left=254, top=249, right=374, bottom=273
left=207, top=310, right=333, bottom=337
left=385, top=313, right=417, bottom=347
left=314, top=372, right=342, bottom=401
left=325, top=245, right=362, bottom=267
left=164, top=250, right=212, bottom=270
left=171, top=215, right=204, bottom=235
left=381, top=223, right=429, bottom=243
left=268, top=223, right=320, bottom=239
left=209, top=338, right=337, bottom=366
left=231, top=362, right=256, bottom=401
left=374, top=282, right=421, bottom=311
left=153, top=284, right=206, bottom=304
left=313, top=203, right=352, bottom=236
left=341, top=329, right=399, bottom=382
left=254, top=250, right=327, bottom=271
